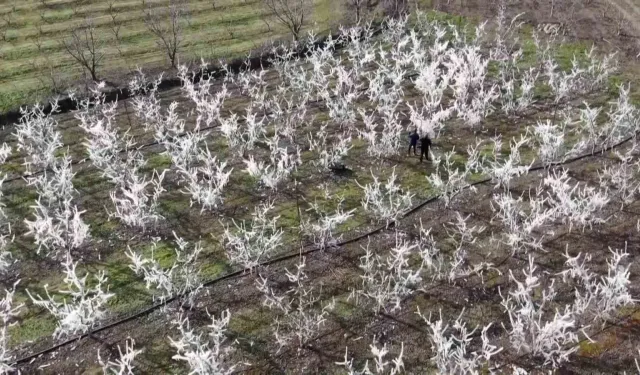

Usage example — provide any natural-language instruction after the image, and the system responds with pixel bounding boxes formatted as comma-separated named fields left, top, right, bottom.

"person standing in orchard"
left=420, top=134, right=432, bottom=162
left=408, top=128, right=420, bottom=156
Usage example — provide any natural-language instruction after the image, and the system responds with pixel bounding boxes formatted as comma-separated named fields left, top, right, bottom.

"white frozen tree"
left=500, top=255, right=578, bottom=368
left=223, top=201, right=284, bottom=270
left=0, top=143, right=13, bottom=273
left=24, top=201, right=90, bottom=255
left=301, top=195, right=355, bottom=250
left=178, top=64, right=229, bottom=130
left=27, top=251, right=114, bottom=339
left=529, top=118, right=568, bottom=165
left=426, top=149, right=475, bottom=207
left=169, top=310, right=237, bottom=374
left=598, top=147, right=640, bottom=208
left=542, top=168, right=610, bottom=232
left=126, top=232, right=203, bottom=305
left=110, top=170, right=166, bottom=230
left=255, top=257, right=334, bottom=351
left=178, top=145, right=232, bottom=212
left=244, top=136, right=301, bottom=190
left=336, top=341, right=405, bottom=375
left=308, top=126, right=353, bottom=171
left=23, top=154, right=90, bottom=256
left=0, top=282, right=23, bottom=374
left=358, top=108, right=404, bottom=159
left=76, top=83, right=143, bottom=186
left=129, top=70, right=164, bottom=133
left=559, top=244, right=634, bottom=323
left=357, top=230, right=439, bottom=313
left=481, top=135, right=533, bottom=191
left=14, top=103, right=62, bottom=174
left=357, top=168, right=414, bottom=226
left=417, top=308, right=502, bottom=374
left=490, top=190, right=555, bottom=254
left=442, top=211, right=494, bottom=281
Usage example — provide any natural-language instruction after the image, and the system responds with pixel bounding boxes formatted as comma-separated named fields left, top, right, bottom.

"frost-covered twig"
left=98, top=338, right=143, bottom=375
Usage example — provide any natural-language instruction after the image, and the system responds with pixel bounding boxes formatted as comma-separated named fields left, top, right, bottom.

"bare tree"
left=144, top=0, right=189, bottom=69
left=107, top=0, right=132, bottom=71
left=31, top=22, right=66, bottom=94
left=0, top=1, right=17, bottom=43
left=614, top=6, right=628, bottom=36
left=346, top=0, right=378, bottom=24
left=39, top=7, right=51, bottom=24
left=71, top=0, right=82, bottom=17
left=107, top=0, right=123, bottom=41
left=62, top=17, right=105, bottom=82
left=261, top=0, right=312, bottom=42
left=382, top=0, right=408, bottom=18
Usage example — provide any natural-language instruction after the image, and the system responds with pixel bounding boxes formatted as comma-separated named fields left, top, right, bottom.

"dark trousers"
left=420, top=145, right=430, bottom=162
left=408, top=142, right=417, bottom=155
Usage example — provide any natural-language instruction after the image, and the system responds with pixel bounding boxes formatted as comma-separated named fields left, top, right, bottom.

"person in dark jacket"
left=408, top=129, right=420, bottom=156
left=420, top=135, right=432, bottom=162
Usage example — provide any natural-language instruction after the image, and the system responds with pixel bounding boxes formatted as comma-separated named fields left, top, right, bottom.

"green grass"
left=554, top=40, right=592, bottom=71
left=105, top=259, right=154, bottom=314
left=144, top=153, right=173, bottom=172
left=8, top=313, right=57, bottom=348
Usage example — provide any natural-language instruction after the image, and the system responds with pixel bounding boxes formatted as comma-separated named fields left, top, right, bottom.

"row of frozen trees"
left=0, top=6, right=639, bottom=374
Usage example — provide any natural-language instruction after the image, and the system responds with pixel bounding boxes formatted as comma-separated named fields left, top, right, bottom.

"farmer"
left=408, top=128, right=420, bottom=156
left=420, top=134, right=432, bottom=162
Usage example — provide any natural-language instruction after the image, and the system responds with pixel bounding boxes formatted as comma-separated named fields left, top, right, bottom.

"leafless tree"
left=346, top=0, right=378, bottom=24
left=0, top=1, right=17, bottom=43
left=71, top=0, right=82, bottom=18
left=31, top=22, right=66, bottom=94
left=62, top=17, right=105, bottom=82
left=614, top=8, right=628, bottom=36
left=107, top=0, right=132, bottom=70
left=107, top=0, right=123, bottom=41
left=31, top=59, right=66, bottom=96
left=382, top=0, right=408, bottom=18
left=144, top=0, right=189, bottom=69
left=261, top=0, right=312, bottom=42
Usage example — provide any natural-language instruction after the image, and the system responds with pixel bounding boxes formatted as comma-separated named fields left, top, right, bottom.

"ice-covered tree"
left=177, top=146, right=232, bottom=212
left=417, top=309, right=502, bottom=374
left=357, top=168, right=414, bottom=226
left=223, top=201, right=284, bottom=270
left=0, top=282, right=23, bottom=374
left=126, top=232, right=203, bottom=306
left=169, top=310, right=238, bottom=374
left=301, top=195, right=355, bottom=250
left=255, top=257, right=334, bottom=351
left=500, top=255, right=578, bottom=368
left=27, top=251, right=114, bottom=339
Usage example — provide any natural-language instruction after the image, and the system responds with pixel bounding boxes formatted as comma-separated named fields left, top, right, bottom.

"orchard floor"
left=2, top=2, right=640, bottom=374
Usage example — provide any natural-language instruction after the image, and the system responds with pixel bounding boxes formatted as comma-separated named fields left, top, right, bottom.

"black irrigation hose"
left=12, top=127, right=638, bottom=367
